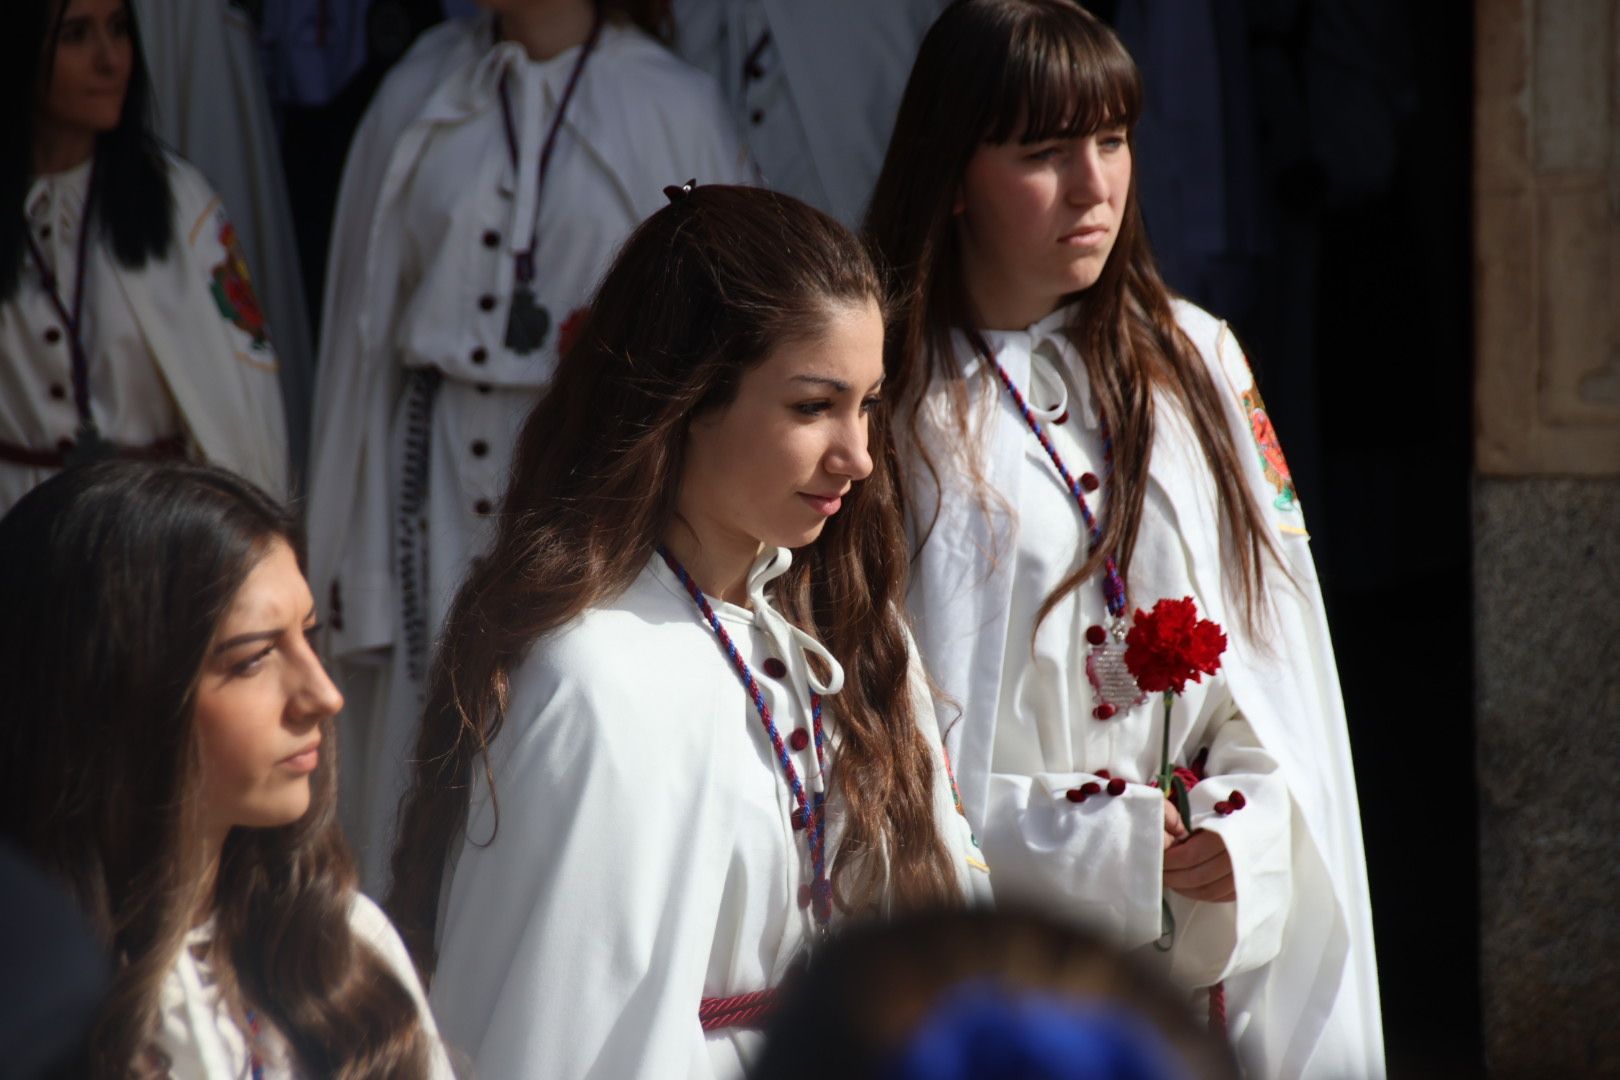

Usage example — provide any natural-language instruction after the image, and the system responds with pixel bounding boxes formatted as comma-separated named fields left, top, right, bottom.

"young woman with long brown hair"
left=0, top=461, right=451, bottom=1078
left=865, top=2, right=1381, bottom=1075
left=385, top=183, right=986, bottom=1079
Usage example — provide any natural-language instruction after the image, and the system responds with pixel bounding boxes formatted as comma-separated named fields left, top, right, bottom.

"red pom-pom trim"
left=1095, top=768, right=1112, bottom=779
left=1065, top=788, right=1087, bottom=803
left=1229, top=790, right=1247, bottom=809
left=1080, top=781, right=1101, bottom=797
left=1106, top=777, right=1126, bottom=797
left=1214, top=800, right=1233, bottom=816
left=1092, top=703, right=1117, bottom=721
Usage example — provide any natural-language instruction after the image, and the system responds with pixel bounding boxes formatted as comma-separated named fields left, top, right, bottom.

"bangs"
left=981, top=4, right=1142, bottom=144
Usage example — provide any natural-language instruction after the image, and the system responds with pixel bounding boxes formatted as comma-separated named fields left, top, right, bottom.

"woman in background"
left=0, top=0, right=289, bottom=516
left=865, top=1, right=1381, bottom=1074
left=307, top=0, right=748, bottom=885
left=0, top=461, right=450, bottom=1077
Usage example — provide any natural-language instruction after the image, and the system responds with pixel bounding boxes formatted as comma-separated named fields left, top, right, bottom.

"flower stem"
left=1157, top=692, right=1175, bottom=794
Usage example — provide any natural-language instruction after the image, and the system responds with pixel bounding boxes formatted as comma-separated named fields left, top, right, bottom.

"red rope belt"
left=0, top=433, right=187, bottom=470
left=698, top=989, right=779, bottom=1032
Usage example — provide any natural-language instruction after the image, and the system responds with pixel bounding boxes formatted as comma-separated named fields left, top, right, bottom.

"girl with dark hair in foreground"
left=0, top=0, right=289, bottom=516
left=0, top=461, right=450, bottom=1077
left=387, top=183, right=987, bottom=1079
left=866, top=1, right=1382, bottom=1074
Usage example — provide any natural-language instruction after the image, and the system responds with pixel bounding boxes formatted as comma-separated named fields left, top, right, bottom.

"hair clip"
left=663, top=179, right=698, bottom=203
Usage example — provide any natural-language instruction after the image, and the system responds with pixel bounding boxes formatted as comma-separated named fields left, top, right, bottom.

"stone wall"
left=1475, top=0, right=1620, bottom=1073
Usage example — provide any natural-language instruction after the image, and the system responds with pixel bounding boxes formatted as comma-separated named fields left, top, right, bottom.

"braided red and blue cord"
left=657, top=546, right=832, bottom=925
left=989, top=357, right=1126, bottom=620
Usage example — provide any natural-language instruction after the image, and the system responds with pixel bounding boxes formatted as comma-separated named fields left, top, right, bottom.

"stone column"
left=1475, top=0, right=1620, bottom=1072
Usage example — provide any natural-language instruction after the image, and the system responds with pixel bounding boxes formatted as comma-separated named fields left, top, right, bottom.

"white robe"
left=905, top=300, right=1383, bottom=1078
left=0, top=153, right=289, bottom=513
left=672, top=0, right=947, bottom=228
left=429, top=548, right=989, bottom=1080
left=154, top=893, right=454, bottom=1078
left=305, top=15, right=749, bottom=890
left=135, top=0, right=316, bottom=479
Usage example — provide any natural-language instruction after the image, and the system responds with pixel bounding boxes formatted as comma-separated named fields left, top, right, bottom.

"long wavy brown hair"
left=865, top=0, right=1279, bottom=633
left=0, top=462, right=432, bottom=1078
left=387, top=184, right=960, bottom=980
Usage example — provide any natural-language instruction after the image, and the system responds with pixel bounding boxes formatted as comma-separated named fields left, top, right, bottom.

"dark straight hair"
left=865, top=0, right=1281, bottom=633
left=387, top=184, right=961, bottom=980
left=2, top=0, right=174, bottom=302
left=0, top=461, right=431, bottom=1077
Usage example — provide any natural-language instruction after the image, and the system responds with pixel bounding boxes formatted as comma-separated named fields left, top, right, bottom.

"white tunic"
left=1, top=159, right=180, bottom=513
left=986, top=314, right=1291, bottom=992
left=672, top=0, right=947, bottom=227
left=905, top=300, right=1384, bottom=1078
left=153, top=893, right=454, bottom=1078
left=305, top=15, right=750, bottom=889
left=429, top=548, right=988, bottom=1080
left=0, top=155, right=289, bottom=515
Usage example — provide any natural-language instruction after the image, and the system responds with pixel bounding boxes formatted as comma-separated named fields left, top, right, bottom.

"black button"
left=475, top=383, right=492, bottom=394
left=750, top=109, right=765, bottom=126
left=471, top=347, right=488, bottom=364
left=482, top=230, right=500, bottom=248
left=470, top=439, right=488, bottom=458
left=478, top=294, right=497, bottom=312
left=44, top=327, right=62, bottom=344
left=48, top=384, right=66, bottom=400
left=474, top=498, right=493, bottom=515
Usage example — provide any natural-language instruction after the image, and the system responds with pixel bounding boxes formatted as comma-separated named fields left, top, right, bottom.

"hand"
left=1162, top=797, right=1189, bottom=851
left=1163, top=829, right=1236, bottom=902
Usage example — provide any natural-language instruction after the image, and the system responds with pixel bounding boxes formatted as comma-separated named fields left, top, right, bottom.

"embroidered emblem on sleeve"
left=557, top=306, right=590, bottom=357
left=1240, top=383, right=1298, bottom=511
left=208, top=218, right=271, bottom=352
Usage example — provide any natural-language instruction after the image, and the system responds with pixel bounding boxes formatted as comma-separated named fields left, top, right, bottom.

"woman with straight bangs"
left=386, top=183, right=988, bottom=1080
left=0, top=0, right=289, bottom=518
left=0, top=461, right=451, bottom=1078
left=865, top=1, right=1381, bottom=1075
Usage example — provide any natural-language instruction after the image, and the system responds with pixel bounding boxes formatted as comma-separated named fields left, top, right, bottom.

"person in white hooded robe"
left=305, top=0, right=750, bottom=889
left=2, top=0, right=288, bottom=517
left=864, top=3, right=1383, bottom=1077
left=383, top=184, right=988, bottom=1080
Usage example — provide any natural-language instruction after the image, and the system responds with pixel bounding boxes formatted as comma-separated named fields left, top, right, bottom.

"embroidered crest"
left=557, top=306, right=590, bottom=356
left=208, top=218, right=270, bottom=351
left=1240, top=384, right=1296, bottom=511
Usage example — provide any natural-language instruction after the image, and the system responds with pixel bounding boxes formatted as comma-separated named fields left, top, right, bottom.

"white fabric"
left=1, top=159, right=180, bottom=513
left=905, top=300, right=1384, bottom=1078
left=986, top=317, right=1291, bottom=991
left=672, top=0, right=947, bottom=227
left=305, top=15, right=749, bottom=890
left=0, top=154, right=288, bottom=515
left=135, top=0, right=316, bottom=479
left=429, top=548, right=989, bottom=1080
left=154, top=892, right=453, bottom=1078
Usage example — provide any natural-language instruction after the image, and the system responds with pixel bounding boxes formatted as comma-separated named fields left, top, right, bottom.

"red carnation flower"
left=1123, top=596, right=1226, bottom=696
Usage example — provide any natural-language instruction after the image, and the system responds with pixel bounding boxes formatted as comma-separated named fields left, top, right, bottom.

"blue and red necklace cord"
left=986, top=350, right=1126, bottom=621
left=656, top=546, right=833, bottom=926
